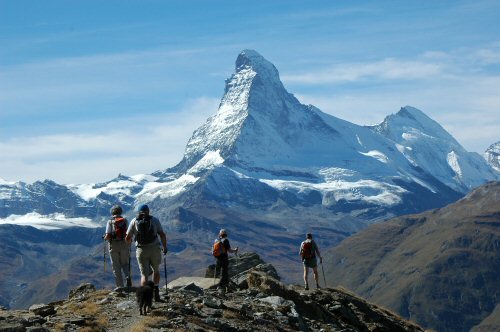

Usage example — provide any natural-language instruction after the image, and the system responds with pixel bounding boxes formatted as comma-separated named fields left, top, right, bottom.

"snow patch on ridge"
left=189, top=150, right=224, bottom=173
left=137, top=174, right=199, bottom=202
left=447, top=151, right=463, bottom=179
left=359, top=150, right=389, bottom=164
left=69, top=174, right=158, bottom=201
left=260, top=178, right=406, bottom=206
left=0, top=178, right=16, bottom=186
left=0, top=212, right=100, bottom=230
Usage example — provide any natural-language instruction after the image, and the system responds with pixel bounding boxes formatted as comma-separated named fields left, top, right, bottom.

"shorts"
left=136, top=245, right=161, bottom=277
left=303, top=257, right=318, bottom=268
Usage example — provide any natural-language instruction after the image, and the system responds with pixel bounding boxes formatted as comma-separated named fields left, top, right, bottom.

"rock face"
left=0, top=257, right=424, bottom=332
left=204, top=252, right=280, bottom=287
left=324, top=181, right=500, bottom=332
left=484, top=141, right=500, bottom=172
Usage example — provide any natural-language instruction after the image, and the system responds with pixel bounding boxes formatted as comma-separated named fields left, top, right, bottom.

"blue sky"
left=1, top=0, right=499, bottom=184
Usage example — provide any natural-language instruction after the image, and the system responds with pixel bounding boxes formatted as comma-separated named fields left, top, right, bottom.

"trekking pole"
left=128, top=244, right=131, bottom=297
left=321, top=261, right=327, bottom=288
left=102, top=236, right=106, bottom=273
left=213, top=264, right=217, bottom=286
left=164, top=254, right=168, bottom=296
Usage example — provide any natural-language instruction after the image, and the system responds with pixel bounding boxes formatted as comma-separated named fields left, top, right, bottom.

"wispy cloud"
left=283, top=58, right=444, bottom=84
left=0, top=97, right=219, bottom=184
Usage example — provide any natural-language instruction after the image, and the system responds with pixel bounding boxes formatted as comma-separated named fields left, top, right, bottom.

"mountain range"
left=0, top=50, right=498, bottom=323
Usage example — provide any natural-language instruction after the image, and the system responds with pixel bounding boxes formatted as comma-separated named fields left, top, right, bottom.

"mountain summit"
left=171, top=50, right=496, bottom=205
left=178, top=49, right=338, bottom=172
left=1, top=49, right=498, bottom=311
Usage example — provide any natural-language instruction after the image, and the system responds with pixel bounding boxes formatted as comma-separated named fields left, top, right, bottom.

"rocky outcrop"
left=0, top=254, right=423, bottom=332
left=204, top=252, right=280, bottom=289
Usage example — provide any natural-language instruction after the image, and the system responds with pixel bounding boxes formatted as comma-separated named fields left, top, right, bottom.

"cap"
left=137, top=204, right=149, bottom=214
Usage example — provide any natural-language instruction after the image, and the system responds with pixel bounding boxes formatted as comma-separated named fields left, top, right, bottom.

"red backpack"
left=111, top=217, right=127, bottom=240
left=213, top=239, right=226, bottom=257
left=301, top=240, right=314, bottom=259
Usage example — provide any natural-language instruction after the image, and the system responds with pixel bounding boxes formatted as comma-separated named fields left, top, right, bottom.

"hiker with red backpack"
left=125, top=204, right=167, bottom=302
left=104, top=205, right=132, bottom=290
left=299, top=233, right=323, bottom=290
left=213, top=229, right=238, bottom=291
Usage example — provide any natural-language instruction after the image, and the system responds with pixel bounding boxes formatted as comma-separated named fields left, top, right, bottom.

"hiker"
left=104, top=205, right=131, bottom=290
left=299, top=233, right=323, bottom=290
left=213, top=229, right=239, bottom=290
left=125, top=204, right=167, bottom=302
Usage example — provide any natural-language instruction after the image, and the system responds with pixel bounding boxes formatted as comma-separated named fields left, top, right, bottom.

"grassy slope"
left=324, top=181, right=500, bottom=332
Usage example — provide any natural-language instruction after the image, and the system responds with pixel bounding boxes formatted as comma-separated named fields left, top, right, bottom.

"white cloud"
left=282, top=58, right=444, bottom=84
left=0, top=97, right=219, bottom=184
left=296, top=72, right=500, bottom=153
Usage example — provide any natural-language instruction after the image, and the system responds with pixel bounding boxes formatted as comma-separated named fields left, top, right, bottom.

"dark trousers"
left=217, top=256, right=229, bottom=287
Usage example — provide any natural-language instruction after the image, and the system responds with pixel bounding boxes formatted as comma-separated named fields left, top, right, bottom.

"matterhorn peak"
left=235, top=49, right=281, bottom=83
left=177, top=50, right=308, bottom=172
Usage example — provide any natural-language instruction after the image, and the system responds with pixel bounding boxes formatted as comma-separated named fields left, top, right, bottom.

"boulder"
left=167, top=277, right=217, bottom=290
left=68, top=283, right=95, bottom=300
left=28, top=304, right=55, bottom=317
left=205, top=252, right=280, bottom=287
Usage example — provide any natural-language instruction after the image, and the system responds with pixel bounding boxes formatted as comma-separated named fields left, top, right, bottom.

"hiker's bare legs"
left=303, top=266, right=309, bottom=287
left=140, top=271, right=160, bottom=286
left=313, top=266, right=320, bottom=286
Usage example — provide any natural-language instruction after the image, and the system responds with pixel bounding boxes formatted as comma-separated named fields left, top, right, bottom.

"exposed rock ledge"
left=0, top=252, right=423, bottom=331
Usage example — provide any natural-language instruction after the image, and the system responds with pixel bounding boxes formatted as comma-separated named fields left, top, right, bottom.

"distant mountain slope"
left=471, top=304, right=500, bottom=332
left=324, top=181, right=500, bottom=332
left=371, top=107, right=498, bottom=192
left=0, top=225, right=106, bottom=309
left=485, top=141, right=500, bottom=172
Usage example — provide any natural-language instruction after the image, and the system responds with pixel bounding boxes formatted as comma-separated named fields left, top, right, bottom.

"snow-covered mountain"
left=1, top=50, right=499, bottom=308
left=143, top=50, right=496, bottom=214
left=371, top=107, right=498, bottom=192
left=485, top=141, right=500, bottom=172
left=1, top=49, right=498, bottom=227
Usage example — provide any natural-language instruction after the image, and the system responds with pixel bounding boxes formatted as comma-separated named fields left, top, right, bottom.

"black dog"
left=136, top=280, right=155, bottom=315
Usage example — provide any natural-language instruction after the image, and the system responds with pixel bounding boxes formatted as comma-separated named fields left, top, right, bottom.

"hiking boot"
left=126, top=276, right=132, bottom=288
left=154, top=286, right=161, bottom=302
left=304, top=284, right=309, bottom=290
left=316, top=284, right=321, bottom=289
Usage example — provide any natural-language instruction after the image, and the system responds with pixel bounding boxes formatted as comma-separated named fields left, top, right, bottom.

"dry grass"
left=129, top=316, right=167, bottom=332
left=55, top=299, right=108, bottom=332
left=223, top=310, right=239, bottom=319
left=54, top=323, right=67, bottom=332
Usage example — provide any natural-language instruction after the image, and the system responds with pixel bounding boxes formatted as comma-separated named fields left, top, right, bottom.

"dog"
left=136, top=280, right=155, bottom=315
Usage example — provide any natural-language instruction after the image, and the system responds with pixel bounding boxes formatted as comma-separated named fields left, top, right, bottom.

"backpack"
left=301, top=240, right=314, bottom=260
left=213, top=238, right=226, bottom=257
left=136, top=215, right=157, bottom=245
left=111, top=217, right=127, bottom=240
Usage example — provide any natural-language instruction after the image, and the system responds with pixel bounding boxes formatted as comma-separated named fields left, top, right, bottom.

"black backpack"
left=136, top=215, right=157, bottom=245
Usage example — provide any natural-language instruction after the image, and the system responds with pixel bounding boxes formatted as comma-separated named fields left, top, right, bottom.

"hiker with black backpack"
left=213, top=229, right=238, bottom=291
left=104, top=205, right=131, bottom=290
left=125, top=204, right=167, bottom=302
left=299, top=233, right=323, bottom=290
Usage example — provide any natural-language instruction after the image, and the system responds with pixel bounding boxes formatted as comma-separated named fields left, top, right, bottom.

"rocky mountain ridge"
left=0, top=253, right=424, bottom=332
